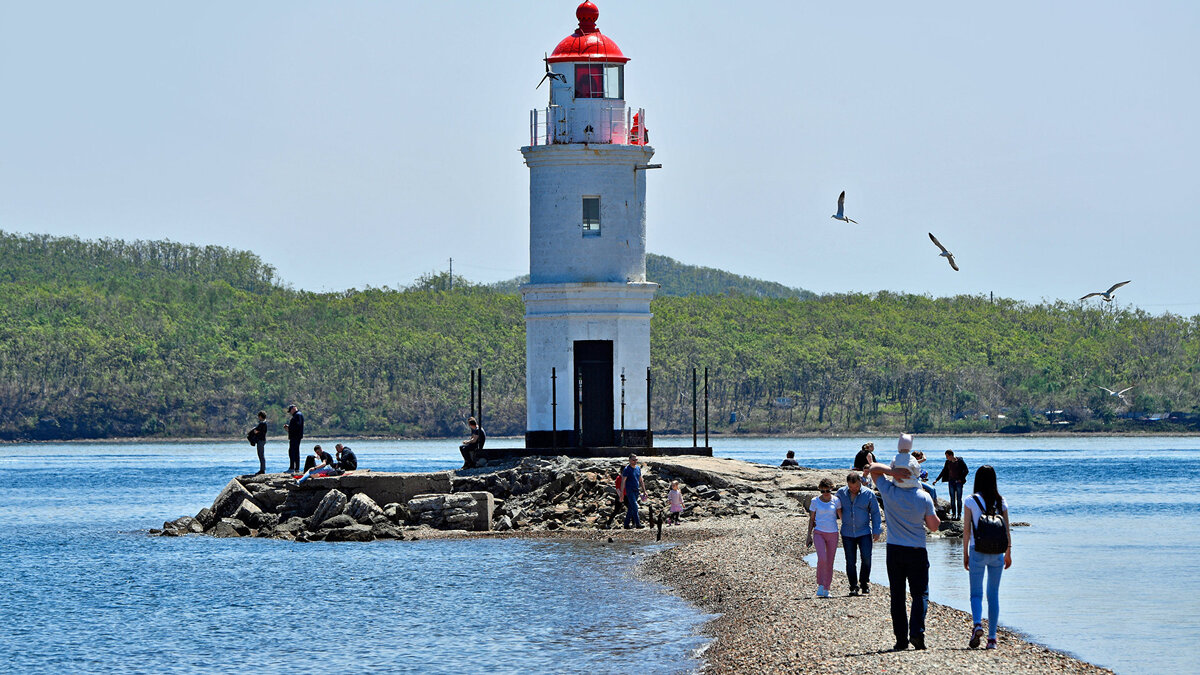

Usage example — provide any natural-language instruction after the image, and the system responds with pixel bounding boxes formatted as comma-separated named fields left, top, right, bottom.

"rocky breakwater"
left=153, top=471, right=496, bottom=542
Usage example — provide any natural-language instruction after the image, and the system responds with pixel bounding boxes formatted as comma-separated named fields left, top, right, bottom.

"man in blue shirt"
left=618, top=454, right=647, bottom=529
left=835, top=472, right=881, bottom=596
left=867, top=461, right=941, bottom=651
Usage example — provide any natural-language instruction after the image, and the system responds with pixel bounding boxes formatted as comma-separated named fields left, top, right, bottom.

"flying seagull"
left=1080, top=280, right=1131, bottom=302
left=1099, top=386, right=1134, bottom=404
left=928, top=232, right=959, bottom=271
left=536, top=53, right=567, bottom=89
left=831, top=191, right=857, bottom=224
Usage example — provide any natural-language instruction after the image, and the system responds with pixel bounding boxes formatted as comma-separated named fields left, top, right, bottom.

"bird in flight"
left=536, top=53, right=567, bottom=89
left=1079, top=280, right=1131, bottom=302
left=928, top=233, right=959, bottom=271
left=1099, top=386, right=1134, bottom=404
left=831, top=191, right=857, bottom=224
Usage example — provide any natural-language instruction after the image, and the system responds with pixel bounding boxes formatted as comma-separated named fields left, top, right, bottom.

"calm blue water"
left=3, top=436, right=1197, bottom=674
left=0, top=440, right=712, bottom=674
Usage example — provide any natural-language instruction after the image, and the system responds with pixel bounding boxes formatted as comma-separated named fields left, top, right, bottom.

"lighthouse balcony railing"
left=529, top=106, right=648, bottom=146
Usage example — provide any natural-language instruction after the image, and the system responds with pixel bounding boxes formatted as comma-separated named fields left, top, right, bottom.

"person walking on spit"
left=458, top=417, right=486, bottom=469
left=933, top=450, right=970, bottom=520
left=284, top=405, right=305, bottom=474
left=666, top=480, right=684, bottom=525
left=806, top=478, right=841, bottom=598
left=297, top=445, right=336, bottom=484
left=836, top=472, right=881, bottom=596
left=780, top=450, right=800, bottom=468
left=865, top=459, right=940, bottom=651
left=248, top=411, right=268, bottom=475
left=618, top=454, right=648, bottom=529
left=854, top=442, right=876, bottom=487
left=963, top=465, right=1012, bottom=650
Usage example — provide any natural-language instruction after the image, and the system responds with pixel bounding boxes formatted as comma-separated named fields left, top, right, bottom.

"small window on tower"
left=582, top=196, right=601, bottom=237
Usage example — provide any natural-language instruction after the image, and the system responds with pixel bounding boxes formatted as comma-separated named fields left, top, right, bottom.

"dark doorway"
left=574, top=340, right=614, bottom=447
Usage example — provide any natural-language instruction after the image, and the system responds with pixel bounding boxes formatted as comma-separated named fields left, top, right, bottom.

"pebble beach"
left=640, top=516, right=1112, bottom=674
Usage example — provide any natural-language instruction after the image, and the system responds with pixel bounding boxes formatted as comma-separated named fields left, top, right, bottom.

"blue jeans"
left=886, top=544, right=929, bottom=642
left=842, top=533, right=873, bottom=591
left=969, top=545, right=1005, bottom=638
left=948, top=481, right=965, bottom=516
left=623, top=491, right=641, bottom=528
left=920, top=483, right=938, bottom=504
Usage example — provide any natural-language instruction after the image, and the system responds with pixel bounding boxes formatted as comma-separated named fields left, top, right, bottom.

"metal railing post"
left=551, top=367, right=558, bottom=452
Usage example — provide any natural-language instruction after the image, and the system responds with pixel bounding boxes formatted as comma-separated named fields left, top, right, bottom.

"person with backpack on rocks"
left=962, top=464, right=1013, bottom=650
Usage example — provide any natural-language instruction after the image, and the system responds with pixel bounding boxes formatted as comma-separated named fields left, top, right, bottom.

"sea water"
left=707, top=435, right=1200, bottom=675
left=0, top=441, right=712, bottom=674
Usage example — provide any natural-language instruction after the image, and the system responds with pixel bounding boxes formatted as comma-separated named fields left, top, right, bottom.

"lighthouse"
left=521, top=1, right=657, bottom=450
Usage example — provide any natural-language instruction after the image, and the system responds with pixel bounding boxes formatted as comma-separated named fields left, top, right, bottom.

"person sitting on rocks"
left=297, top=445, right=336, bottom=484
left=458, top=417, right=486, bottom=469
left=780, top=450, right=800, bottom=469
left=335, top=443, right=357, bottom=472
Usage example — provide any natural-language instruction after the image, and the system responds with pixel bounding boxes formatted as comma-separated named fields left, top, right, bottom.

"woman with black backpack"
left=962, top=464, right=1012, bottom=650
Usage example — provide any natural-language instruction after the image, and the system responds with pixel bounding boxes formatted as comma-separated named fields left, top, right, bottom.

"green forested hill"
left=1, top=231, right=1197, bottom=440
left=489, top=253, right=815, bottom=299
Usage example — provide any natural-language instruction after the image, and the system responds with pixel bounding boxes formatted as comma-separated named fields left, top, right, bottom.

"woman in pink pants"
left=806, top=477, right=841, bottom=598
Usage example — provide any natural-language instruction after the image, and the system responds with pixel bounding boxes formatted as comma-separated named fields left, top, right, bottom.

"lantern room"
left=531, top=1, right=647, bottom=146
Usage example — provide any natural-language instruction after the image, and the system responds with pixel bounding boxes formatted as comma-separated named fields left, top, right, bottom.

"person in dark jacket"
left=933, top=450, right=970, bottom=520
left=458, top=417, right=485, bottom=469
left=249, top=411, right=268, bottom=475
left=284, top=405, right=305, bottom=473
left=780, top=450, right=800, bottom=468
left=335, top=444, right=358, bottom=471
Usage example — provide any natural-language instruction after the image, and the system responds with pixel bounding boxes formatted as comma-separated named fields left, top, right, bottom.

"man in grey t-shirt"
left=866, top=461, right=941, bottom=651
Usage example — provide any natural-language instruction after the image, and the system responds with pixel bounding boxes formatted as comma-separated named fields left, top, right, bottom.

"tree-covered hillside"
left=0, top=231, right=1196, bottom=440
left=489, top=253, right=815, bottom=299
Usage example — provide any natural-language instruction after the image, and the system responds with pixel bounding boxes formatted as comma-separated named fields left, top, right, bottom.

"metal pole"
left=470, top=369, right=475, bottom=419
left=477, top=368, right=483, bottom=428
left=551, top=367, right=558, bottom=452
left=692, top=367, right=698, bottom=448
left=646, top=367, right=653, bottom=449
left=705, top=366, right=710, bottom=448
left=620, top=369, right=626, bottom=445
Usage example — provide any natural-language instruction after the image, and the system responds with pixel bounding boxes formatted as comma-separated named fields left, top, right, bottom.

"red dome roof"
left=547, top=2, right=629, bottom=64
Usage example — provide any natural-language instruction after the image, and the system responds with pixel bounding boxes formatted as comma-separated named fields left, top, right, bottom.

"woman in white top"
left=806, top=478, right=841, bottom=598
left=962, top=465, right=1013, bottom=649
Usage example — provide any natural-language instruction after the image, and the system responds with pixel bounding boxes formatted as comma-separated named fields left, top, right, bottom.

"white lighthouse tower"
left=521, top=1, right=657, bottom=450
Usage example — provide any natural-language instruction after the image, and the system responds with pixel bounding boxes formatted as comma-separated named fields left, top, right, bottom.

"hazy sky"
left=1, top=1, right=1197, bottom=312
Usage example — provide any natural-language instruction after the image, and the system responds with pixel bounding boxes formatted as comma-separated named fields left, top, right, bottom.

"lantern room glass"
left=573, top=64, right=623, bottom=99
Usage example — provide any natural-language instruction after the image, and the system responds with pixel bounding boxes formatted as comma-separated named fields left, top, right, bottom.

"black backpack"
left=972, top=495, right=1008, bottom=554
left=246, top=430, right=257, bottom=446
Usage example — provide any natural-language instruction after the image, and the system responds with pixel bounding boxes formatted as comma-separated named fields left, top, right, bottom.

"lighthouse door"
left=574, top=340, right=614, bottom=447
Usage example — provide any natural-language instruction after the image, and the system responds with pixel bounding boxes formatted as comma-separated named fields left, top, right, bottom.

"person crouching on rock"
left=618, top=454, right=648, bottom=529
left=806, top=478, right=841, bottom=598
left=335, top=443, right=357, bottom=472
left=297, top=445, right=336, bottom=484
left=667, top=480, right=684, bottom=525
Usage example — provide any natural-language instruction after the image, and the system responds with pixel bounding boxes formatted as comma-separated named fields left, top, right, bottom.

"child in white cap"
left=890, top=433, right=922, bottom=489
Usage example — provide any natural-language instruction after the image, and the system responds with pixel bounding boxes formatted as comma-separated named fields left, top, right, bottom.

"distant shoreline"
left=7, top=429, right=1200, bottom=445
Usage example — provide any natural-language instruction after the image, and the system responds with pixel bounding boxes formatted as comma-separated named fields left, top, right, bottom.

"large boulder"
left=370, top=522, right=406, bottom=540
left=231, top=498, right=263, bottom=524
left=211, top=518, right=251, bottom=538
left=211, top=479, right=259, bottom=520
left=194, top=507, right=217, bottom=530
left=317, top=514, right=357, bottom=530
left=324, top=524, right=375, bottom=542
left=308, top=490, right=348, bottom=528
left=346, top=493, right=384, bottom=524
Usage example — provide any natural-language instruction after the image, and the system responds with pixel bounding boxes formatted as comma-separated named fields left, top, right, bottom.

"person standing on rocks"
left=836, top=472, right=881, bottom=596
left=854, top=442, right=876, bottom=486
left=805, top=478, right=841, bottom=598
left=248, top=411, right=268, bottom=475
left=284, top=404, right=305, bottom=474
left=618, top=454, right=648, bottom=529
left=865, top=460, right=940, bottom=651
left=933, top=450, right=970, bottom=520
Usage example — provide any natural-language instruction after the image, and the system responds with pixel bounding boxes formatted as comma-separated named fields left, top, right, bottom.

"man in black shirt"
left=459, top=417, right=486, bottom=469
left=780, top=450, right=800, bottom=469
left=285, top=405, right=305, bottom=473
left=335, top=443, right=358, bottom=472
left=249, top=411, right=268, bottom=475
